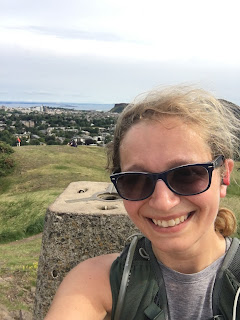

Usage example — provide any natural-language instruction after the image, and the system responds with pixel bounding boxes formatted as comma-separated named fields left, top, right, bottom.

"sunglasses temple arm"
left=214, top=155, right=224, bottom=168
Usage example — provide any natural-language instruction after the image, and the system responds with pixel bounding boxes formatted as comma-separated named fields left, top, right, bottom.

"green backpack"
left=110, top=236, right=240, bottom=320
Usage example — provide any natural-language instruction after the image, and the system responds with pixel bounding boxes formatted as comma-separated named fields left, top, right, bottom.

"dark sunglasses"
left=110, top=155, right=224, bottom=201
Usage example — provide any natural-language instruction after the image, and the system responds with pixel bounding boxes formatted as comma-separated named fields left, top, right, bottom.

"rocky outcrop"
left=110, top=103, right=128, bottom=113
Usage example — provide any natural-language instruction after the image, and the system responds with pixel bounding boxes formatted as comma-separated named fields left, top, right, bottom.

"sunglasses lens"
left=114, top=164, right=211, bottom=200
left=116, top=173, right=153, bottom=200
left=167, top=165, right=209, bottom=195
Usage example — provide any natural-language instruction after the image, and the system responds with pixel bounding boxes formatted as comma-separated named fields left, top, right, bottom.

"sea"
left=0, top=101, right=115, bottom=112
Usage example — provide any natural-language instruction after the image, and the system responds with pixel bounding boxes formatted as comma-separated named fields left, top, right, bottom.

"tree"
left=85, top=138, right=96, bottom=145
left=0, top=130, right=16, bottom=146
left=45, top=135, right=57, bottom=145
left=29, top=139, right=40, bottom=145
left=104, top=135, right=113, bottom=144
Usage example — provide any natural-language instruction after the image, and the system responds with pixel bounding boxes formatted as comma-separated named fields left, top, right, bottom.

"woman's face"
left=119, top=118, right=230, bottom=257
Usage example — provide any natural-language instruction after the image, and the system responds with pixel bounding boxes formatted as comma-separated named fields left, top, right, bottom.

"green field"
left=0, top=145, right=239, bottom=314
left=0, top=145, right=109, bottom=243
left=0, top=145, right=110, bottom=314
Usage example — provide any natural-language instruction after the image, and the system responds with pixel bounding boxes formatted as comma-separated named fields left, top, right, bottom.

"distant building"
left=21, top=120, right=35, bottom=128
left=0, top=121, right=6, bottom=131
left=31, top=134, right=40, bottom=140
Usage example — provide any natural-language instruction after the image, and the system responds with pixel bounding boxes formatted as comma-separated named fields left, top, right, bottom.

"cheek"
left=211, top=172, right=222, bottom=198
left=123, top=200, right=142, bottom=220
left=123, top=200, right=135, bottom=215
left=191, top=186, right=221, bottom=218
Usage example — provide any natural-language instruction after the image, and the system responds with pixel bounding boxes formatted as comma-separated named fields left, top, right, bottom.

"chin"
left=151, top=236, right=194, bottom=255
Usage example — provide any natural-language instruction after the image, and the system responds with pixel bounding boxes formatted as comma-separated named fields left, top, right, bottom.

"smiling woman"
left=44, top=85, right=240, bottom=320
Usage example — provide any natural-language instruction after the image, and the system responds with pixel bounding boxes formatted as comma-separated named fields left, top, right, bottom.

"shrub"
left=0, top=141, right=15, bottom=176
left=0, top=140, right=14, bottom=154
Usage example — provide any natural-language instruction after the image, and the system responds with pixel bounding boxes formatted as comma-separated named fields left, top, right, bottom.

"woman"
left=45, top=86, right=240, bottom=320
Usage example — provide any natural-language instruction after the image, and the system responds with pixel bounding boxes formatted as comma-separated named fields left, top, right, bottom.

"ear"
left=220, top=159, right=234, bottom=198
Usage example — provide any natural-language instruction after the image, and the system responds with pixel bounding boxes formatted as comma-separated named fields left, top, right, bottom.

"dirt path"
left=1, top=233, right=42, bottom=246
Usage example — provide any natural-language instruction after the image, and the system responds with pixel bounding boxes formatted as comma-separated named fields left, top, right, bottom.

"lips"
left=152, top=214, right=189, bottom=228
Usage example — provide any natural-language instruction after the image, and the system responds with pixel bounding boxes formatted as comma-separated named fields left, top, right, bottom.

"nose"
left=148, top=180, right=181, bottom=211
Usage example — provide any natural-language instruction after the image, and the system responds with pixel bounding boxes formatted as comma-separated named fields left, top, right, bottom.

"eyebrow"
left=165, top=159, right=198, bottom=169
left=121, top=158, right=204, bottom=173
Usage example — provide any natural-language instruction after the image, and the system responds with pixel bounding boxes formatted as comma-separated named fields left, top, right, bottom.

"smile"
left=152, top=214, right=189, bottom=228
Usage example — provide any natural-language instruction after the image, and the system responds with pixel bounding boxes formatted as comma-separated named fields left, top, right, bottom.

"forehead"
left=119, top=118, right=211, bottom=171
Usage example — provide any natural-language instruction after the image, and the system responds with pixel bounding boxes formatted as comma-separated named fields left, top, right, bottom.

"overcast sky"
left=0, top=0, right=239, bottom=105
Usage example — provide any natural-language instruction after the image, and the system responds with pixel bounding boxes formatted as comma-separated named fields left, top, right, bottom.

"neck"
left=152, top=233, right=226, bottom=274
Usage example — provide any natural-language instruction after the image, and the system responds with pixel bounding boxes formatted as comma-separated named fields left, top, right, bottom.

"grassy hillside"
left=221, top=165, right=240, bottom=237
left=0, top=145, right=110, bottom=314
left=0, top=235, right=42, bottom=315
left=0, top=145, right=109, bottom=243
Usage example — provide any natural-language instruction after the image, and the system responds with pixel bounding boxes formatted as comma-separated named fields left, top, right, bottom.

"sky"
left=0, top=0, right=240, bottom=105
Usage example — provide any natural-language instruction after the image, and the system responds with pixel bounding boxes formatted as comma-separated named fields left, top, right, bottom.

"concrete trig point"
left=34, top=181, right=139, bottom=320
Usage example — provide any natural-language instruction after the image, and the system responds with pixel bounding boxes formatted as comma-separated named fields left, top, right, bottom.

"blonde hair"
left=107, top=85, right=240, bottom=236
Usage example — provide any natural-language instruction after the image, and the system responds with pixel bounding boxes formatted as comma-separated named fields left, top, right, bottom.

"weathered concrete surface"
left=34, top=181, right=139, bottom=320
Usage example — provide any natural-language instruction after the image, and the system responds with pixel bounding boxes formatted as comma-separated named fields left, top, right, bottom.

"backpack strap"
left=110, top=236, right=168, bottom=320
left=213, top=237, right=240, bottom=319
left=145, top=238, right=168, bottom=318
left=114, top=235, right=139, bottom=320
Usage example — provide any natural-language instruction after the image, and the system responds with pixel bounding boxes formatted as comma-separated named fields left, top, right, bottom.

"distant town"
left=0, top=103, right=127, bottom=147
left=2, top=98, right=238, bottom=148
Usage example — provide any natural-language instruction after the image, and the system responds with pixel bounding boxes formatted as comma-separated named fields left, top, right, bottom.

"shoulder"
left=45, top=253, right=119, bottom=320
left=67, top=253, right=119, bottom=288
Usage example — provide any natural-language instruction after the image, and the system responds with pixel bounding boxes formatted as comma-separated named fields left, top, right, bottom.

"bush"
left=29, top=139, right=40, bottom=145
left=0, top=141, right=15, bottom=176
left=0, top=140, right=14, bottom=154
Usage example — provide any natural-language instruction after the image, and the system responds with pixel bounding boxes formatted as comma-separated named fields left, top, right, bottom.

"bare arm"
left=44, top=253, right=119, bottom=320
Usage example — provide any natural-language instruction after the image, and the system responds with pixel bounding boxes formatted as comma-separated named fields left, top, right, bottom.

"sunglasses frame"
left=110, top=155, right=224, bottom=201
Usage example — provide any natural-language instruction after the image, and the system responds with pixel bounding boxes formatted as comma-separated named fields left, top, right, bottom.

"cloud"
left=1, top=0, right=240, bottom=64
left=0, top=0, right=239, bottom=104
left=0, top=44, right=239, bottom=105
left=4, top=25, right=122, bottom=42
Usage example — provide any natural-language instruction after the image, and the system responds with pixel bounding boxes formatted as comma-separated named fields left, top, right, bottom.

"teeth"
left=175, top=218, right=180, bottom=225
left=152, top=214, right=188, bottom=228
left=162, top=220, right=169, bottom=227
left=168, top=219, right=175, bottom=227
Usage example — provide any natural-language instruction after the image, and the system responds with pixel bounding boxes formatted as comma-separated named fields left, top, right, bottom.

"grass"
left=0, top=145, right=239, bottom=314
left=0, top=236, right=41, bottom=312
left=221, top=164, right=240, bottom=238
left=0, top=191, right=56, bottom=243
left=0, top=145, right=109, bottom=242
left=0, top=144, right=110, bottom=314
